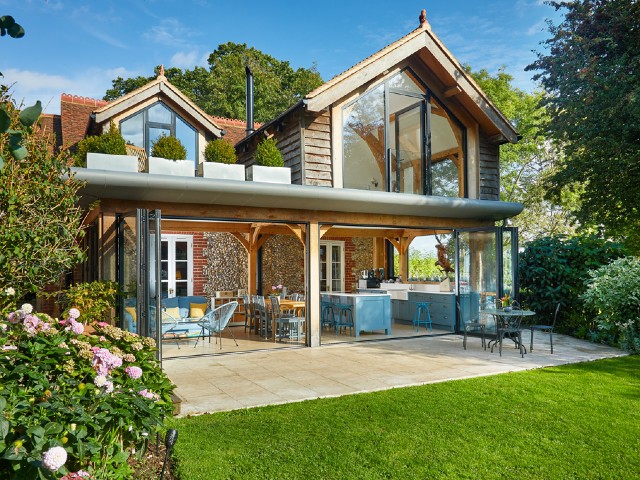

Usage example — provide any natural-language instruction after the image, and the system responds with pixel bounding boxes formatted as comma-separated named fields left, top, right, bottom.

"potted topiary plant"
left=246, top=137, right=291, bottom=184
left=80, top=122, right=138, bottom=172
left=148, top=134, right=194, bottom=176
left=198, top=138, right=245, bottom=180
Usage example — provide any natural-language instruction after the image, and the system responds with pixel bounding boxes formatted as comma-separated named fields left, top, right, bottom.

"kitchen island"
left=321, top=293, right=391, bottom=337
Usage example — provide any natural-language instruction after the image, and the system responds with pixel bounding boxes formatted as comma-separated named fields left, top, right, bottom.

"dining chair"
left=530, top=303, right=560, bottom=354
left=491, top=308, right=525, bottom=357
left=270, top=296, right=302, bottom=342
left=194, top=301, right=239, bottom=349
left=457, top=300, right=486, bottom=350
left=240, top=294, right=253, bottom=332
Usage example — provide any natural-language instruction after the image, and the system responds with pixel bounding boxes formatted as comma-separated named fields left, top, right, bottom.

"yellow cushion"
left=125, top=307, right=137, bottom=322
left=190, top=303, right=208, bottom=318
left=162, top=307, right=181, bottom=321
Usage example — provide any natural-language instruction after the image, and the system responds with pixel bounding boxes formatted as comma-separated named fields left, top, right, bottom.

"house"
left=58, top=10, right=523, bottom=355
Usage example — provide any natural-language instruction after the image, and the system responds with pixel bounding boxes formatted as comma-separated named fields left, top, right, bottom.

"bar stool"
left=335, top=303, right=354, bottom=336
left=413, top=301, right=432, bottom=332
left=321, top=301, right=336, bottom=330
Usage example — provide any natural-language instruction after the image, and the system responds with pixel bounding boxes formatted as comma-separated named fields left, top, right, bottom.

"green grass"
left=170, top=356, right=640, bottom=479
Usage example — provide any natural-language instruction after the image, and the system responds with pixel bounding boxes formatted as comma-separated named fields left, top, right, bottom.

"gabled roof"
left=303, top=19, right=519, bottom=144
left=94, top=74, right=224, bottom=138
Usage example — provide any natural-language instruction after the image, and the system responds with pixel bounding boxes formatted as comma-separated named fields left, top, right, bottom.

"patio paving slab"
left=163, top=332, right=625, bottom=417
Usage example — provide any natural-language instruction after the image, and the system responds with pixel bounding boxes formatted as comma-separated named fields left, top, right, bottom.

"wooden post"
left=307, top=222, right=321, bottom=347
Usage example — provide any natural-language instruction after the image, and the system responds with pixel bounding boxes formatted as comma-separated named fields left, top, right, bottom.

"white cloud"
left=2, top=66, right=137, bottom=115
left=142, top=18, right=199, bottom=47
left=170, top=50, right=200, bottom=69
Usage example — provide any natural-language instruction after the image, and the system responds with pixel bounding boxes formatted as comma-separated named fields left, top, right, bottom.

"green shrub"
left=582, top=257, right=640, bottom=352
left=75, top=122, right=127, bottom=166
left=57, top=281, right=121, bottom=325
left=204, top=139, right=236, bottom=164
left=518, top=234, right=627, bottom=334
left=0, top=303, right=174, bottom=479
left=254, top=137, right=283, bottom=167
left=151, top=135, right=186, bottom=160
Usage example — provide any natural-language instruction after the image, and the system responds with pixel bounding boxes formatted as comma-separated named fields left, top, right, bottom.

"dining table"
left=278, top=299, right=306, bottom=316
left=484, top=307, right=536, bottom=354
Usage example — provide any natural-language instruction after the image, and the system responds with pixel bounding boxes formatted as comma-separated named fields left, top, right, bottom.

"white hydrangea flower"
left=21, top=303, right=33, bottom=314
left=42, top=446, right=67, bottom=471
left=4, top=287, right=15, bottom=296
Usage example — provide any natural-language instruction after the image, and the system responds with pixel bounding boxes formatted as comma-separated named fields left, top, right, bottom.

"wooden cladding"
left=478, top=132, right=500, bottom=200
left=303, top=111, right=332, bottom=187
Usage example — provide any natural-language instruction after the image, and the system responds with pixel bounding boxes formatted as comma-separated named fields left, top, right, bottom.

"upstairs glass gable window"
left=120, top=102, right=198, bottom=165
left=342, top=69, right=466, bottom=197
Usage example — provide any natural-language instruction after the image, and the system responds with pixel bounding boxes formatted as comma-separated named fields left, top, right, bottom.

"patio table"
left=277, top=300, right=306, bottom=315
left=484, top=308, right=535, bottom=354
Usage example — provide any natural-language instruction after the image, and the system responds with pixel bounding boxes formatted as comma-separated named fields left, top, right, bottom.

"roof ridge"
left=61, top=93, right=108, bottom=107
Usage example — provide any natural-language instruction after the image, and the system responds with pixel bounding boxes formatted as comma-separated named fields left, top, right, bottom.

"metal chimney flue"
left=245, top=66, right=254, bottom=136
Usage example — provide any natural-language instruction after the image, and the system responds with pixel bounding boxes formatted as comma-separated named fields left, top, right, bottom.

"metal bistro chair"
left=335, top=303, right=354, bottom=336
left=530, top=303, right=560, bottom=354
left=321, top=300, right=336, bottom=330
left=195, top=301, right=239, bottom=349
left=253, top=296, right=271, bottom=338
left=161, top=310, right=180, bottom=348
left=491, top=300, right=525, bottom=358
left=458, top=300, right=486, bottom=351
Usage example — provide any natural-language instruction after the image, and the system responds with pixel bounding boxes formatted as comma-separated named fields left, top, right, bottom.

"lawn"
left=169, top=355, right=640, bottom=479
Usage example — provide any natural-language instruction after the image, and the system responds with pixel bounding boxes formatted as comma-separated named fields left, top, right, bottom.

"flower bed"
left=0, top=303, right=174, bottom=479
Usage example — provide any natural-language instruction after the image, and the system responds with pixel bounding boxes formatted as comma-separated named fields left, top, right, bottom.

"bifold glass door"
left=456, top=227, right=518, bottom=332
left=117, top=209, right=162, bottom=359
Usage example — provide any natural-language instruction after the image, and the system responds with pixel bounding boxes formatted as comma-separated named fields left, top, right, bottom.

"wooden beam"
left=230, top=232, right=250, bottom=252
left=284, top=223, right=306, bottom=245
left=444, top=85, right=462, bottom=98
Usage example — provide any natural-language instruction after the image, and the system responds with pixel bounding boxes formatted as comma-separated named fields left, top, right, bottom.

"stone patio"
left=163, top=331, right=624, bottom=417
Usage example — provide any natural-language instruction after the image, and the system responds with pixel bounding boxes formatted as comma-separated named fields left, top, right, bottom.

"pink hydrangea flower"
left=67, top=308, right=81, bottom=319
left=7, top=312, right=19, bottom=324
left=42, top=446, right=67, bottom=471
left=66, top=319, right=84, bottom=335
left=138, top=389, right=160, bottom=401
left=92, top=347, right=123, bottom=375
left=125, top=366, right=143, bottom=379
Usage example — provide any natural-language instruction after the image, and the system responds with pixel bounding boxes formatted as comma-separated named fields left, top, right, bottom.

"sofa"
left=122, top=295, right=211, bottom=335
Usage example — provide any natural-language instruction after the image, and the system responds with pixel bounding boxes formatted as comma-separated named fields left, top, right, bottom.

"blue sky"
left=1, top=0, right=562, bottom=115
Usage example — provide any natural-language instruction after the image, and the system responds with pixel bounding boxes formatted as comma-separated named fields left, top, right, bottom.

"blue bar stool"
left=413, top=301, right=432, bottom=332
left=335, top=303, right=354, bottom=336
left=321, top=301, right=336, bottom=330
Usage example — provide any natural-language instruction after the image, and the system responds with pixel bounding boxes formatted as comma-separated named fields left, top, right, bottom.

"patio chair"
left=240, top=294, right=253, bottom=332
left=334, top=303, right=354, bottom=336
left=491, top=305, right=525, bottom=358
left=530, top=303, right=560, bottom=354
left=253, top=296, right=270, bottom=338
left=321, top=300, right=336, bottom=330
left=458, top=300, right=486, bottom=351
left=270, top=296, right=302, bottom=341
left=195, top=301, right=239, bottom=349
left=161, top=311, right=180, bottom=348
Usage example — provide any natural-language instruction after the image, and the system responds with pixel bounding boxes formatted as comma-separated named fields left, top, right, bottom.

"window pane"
left=343, top=84, right=385, bottom=191
left=390, top=96, right=423, bottom=194
left=148, top=103, right=172, bottom=124
left=176, top=115, right=197, bottom=163
left=120, top=112, right=144, bottom=148
left=387, top=70, right=426, bottom=94
left=148, top=127, right=171, bottom=154
left=430, top=97, right=463, bottom=197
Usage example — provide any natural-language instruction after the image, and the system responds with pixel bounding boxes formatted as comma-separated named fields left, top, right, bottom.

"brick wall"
left=60, top=94, right=108, bottom=152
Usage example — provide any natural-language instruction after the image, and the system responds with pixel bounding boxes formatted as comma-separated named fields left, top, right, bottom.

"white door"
left=160, top=234, right=193, bottom=298
left=320, top=241, right=345, bottom=292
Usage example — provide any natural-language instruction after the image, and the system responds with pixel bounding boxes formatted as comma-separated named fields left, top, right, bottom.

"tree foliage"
left=468, top=66, right=579, bottom=243
left=0, top=94, right=86, bottom=306
left=518, top=234, right=627, bottom=333
left=104, top=43, right=324, bottom=124
left=527, top=0, right=640, bottom=252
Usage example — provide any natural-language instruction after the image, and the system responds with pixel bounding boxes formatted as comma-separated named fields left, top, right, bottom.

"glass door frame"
left=392, top=100, right=426, bottom=195
left=160, top=234, right=194, bottom=299
left=320, top=240, right=345, bottom=292
left=454, top=226, right=518, bottom=333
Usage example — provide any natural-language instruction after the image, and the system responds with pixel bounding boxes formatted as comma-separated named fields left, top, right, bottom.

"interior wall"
left=262, top=235, right=305, bottom=296
left=201, top=232, right=248, bottom=294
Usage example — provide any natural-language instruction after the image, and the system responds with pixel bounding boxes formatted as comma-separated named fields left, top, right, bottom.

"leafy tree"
left=104, top=43, right=324, bottom=123
left=0, top=93, right=86, bottom=308
left=527, top=0, right=640, bottom=252
left=518, top=234, right=627, bottom=334
left=468, top=66, right=579, bottom=243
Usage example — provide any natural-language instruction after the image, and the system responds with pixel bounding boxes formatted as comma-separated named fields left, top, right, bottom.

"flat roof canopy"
left=72, top=169, right=523, bottom=222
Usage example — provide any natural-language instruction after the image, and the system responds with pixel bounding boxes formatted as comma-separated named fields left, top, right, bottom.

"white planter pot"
left=86, top=152, right=139, bottom=173
left=246, top=165, right=291, bottom=184
left=148, top=157, right=195, bottom=177
left=198, top=162, right=245, bottom=181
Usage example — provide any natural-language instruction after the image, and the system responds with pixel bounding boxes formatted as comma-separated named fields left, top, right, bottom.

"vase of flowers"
left=271, top=284, right=284, bottom=298
left=501, top=294, right=512, bottom=312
